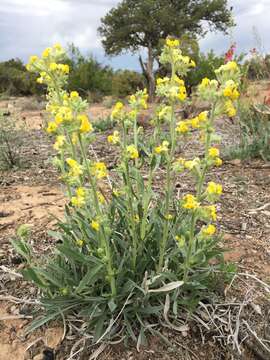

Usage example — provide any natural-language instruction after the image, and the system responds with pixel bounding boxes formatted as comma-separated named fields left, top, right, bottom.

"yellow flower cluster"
left=111, top=102, right=124, bottom=119
left=215, top=61, right=238, bottom=74
left=129, top=88, right=148, bottom=109
left=202, top=224, right=216, bottom=236
left=91, top=162, right=108, bottom=179
left=182, top=194, right=200, bottom=210
left=176, top=111, right=208, bottom=134
left=66, top=158, right=83, bottom=177
left=126, top=145, right=139, bottom=159
left=78, top=114, right=93, bottom=133
left=156, top=76, right=187, bottom=102
left=71, top=187, right=86, bottom=207
left=107, top=131, right=120, bottom=144
left=208, top=147, right=219, bottom=158
left=225, top=100, right=237, bottom=117
left=205, top=205, right=217, bottom=221
left=53, top=135, right=66, bottom=151
left=91, top=220, right=100, bottom=231
left=223, top=80, right=240, bottom=101
left=206, top=182, right=223, bottom=196
left=166, top=38, right=180, bottom=48
left=155, top=141, right=169, bottom=154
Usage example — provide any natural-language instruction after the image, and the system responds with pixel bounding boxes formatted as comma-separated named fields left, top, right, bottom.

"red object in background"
left=225, top=43, right=236, bottom=63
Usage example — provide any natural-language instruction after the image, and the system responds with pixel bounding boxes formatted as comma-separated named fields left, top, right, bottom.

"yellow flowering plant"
left=13, top=40, right=238, bottom=342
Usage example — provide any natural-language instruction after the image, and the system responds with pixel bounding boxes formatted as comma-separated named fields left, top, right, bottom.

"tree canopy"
left=98, top=0, right=234, bottom=55
left=98, top=0, right=234, bottom=100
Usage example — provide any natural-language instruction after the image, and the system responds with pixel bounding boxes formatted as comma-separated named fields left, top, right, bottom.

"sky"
left=0, top=0, right=269, bottom=71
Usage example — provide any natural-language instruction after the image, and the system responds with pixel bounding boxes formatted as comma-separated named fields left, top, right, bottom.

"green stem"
left=122, top=123, right=138, bottom=270
left=78, top=134, right=116, bottom=297
left=158, top=102, right=176, bottom=272
left=183, top=103, right=217, bottom=282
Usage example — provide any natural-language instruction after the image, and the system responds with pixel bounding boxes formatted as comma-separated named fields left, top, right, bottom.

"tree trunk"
left=138, top=43, right=155, bottom=102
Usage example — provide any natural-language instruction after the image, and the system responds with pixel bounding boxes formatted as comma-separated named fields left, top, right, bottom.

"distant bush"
left=186, top=50, right=225, bottom=89
left=0, top=111, right=23, bottom=169
left=245, top=50, right=270, bottom=80
left=0, top=59, right=43, bottom=96
left=66, top=45, right=113, bottom=98
left=111, top=69, right=145, bottom=97
left=226, top=101, right=270, bottom=161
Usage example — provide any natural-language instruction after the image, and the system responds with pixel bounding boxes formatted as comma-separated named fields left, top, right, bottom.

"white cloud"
left=0, top=0, right=269, bottom=69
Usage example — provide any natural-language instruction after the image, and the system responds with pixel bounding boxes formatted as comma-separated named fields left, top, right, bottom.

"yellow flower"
left=49, top=62, right=58, bottom=71
left=184, top=158, right=200, bottom=170
left=223, top=80, right=240, bottom=100
left=206, top=182, right=223, bottom=195
left=53, top=135, right=66, bottom=151
left=190, top=60, right=196, bottom=67
left=165, top=214, right=173, bottom=220
left=166, top=38, right=180, bottom=47
left=182, top=194, right=200, bottom=210
left=198, top=111, right=208, bottom=122
left=107, top=131, right=120, bottom=144
left=156, top=77, right=169, bottom=86
left=173, top=75, right=185, bottom=86
left=55, top=113, right=63, bottom=124
left=202, top=224, right=216, bottom=236
left=111, top=102, right=124, bottom=119
left=57, top=64, right=69, bottom=74
left=97, top=192, right=105, bottom=204
left=91, top=162, right=108, bottom=179
left=178, top=86, right=187, bottom=101
left=200, top=77, right=210, bottom=88
left=154, top=141, right=169, bottom=154
left=71, top=132, right=78, bottom=145
left=66, top=158, right=83, bottom=177
left=176, top=120, right=189, bottom=134
left=112, top=189, right=121, bottom=197
left=42, top=47, right=52, bottom=58
left=70, top=91, right=79, bottom=99
left=208, top=147, right=220, bottom=158
left=76, top=239, right=85, bottom=247
left=134, top=214, right=140, bottom=223
left=71, top=186, right=86, bottom=207
left=91, top=220, right=100, bottom=231
left=53, top=43, right=62, bottom=51
left=225, top=100, right=237, bottom=117
left=190, top=117, right=200, bottom=129
left=215, top=157, right=223, bottom=167
left=78, top=114, right=93, bottom=133
left=205, top=205, right=217, bottom=221
left=226, top=61, right=238, bottom=71
left=28, top=55, right=38, bottom=65
left=46, top=121, right=57, bottom=133
left=126, top=145, right=139, bottom=159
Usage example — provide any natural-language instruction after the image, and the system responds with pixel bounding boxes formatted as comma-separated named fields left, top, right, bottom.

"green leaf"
left=76, top=263, right=104, bottom=294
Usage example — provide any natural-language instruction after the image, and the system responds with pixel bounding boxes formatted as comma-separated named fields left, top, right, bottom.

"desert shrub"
left=185, top=50, right=225, bottom=89
left=93, top=116, right=116, bottom=132
left=66, top=44, right=113, bottom=98
left=245, top=50, right=270, bottom=80
left=0, top=59, right=43, bottom=96
left=226, top=101, right=270, bottom=161
left=0, top=111, right=23, bottom=169
left=111, top=70, right=145, bottom=98
left=14, top=41, right=239, bottom=342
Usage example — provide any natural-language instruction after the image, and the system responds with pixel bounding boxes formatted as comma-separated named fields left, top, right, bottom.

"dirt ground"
left=0, top=93, right=270, bottom=360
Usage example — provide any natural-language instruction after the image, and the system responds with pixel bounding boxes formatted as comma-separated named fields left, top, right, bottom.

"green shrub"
left=111, top=70, right=145, bottom=98
left=226, top=101, right=270, bottom=161
left=93, top=116, right=116, bottom=132
left=0, top=111, right=23, bottom=169
left=245, top=52, right=270, bottom=80
left=0, top=59, right=43, bottom=96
